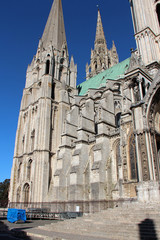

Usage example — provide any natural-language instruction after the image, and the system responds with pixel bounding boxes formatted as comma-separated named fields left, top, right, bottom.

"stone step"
left=40, top=224, right=160, bottom=236
left=39, top=222, right=160, bottom=237
left=41, top=217, right=160, bottom=228
left=22, top=204, right=160, bottom=240
left=27, top=226, right=160, bottom=240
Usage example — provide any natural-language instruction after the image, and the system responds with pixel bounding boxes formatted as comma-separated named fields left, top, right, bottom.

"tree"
left=0, top=179, right=10, bottom=208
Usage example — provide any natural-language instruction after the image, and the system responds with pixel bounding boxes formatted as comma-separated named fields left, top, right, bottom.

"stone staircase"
left=25, top=203, right=160, bottom=240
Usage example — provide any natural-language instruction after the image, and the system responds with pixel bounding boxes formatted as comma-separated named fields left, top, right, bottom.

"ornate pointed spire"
left=86, top=9, right=119, bottom=80
left=41, top=0, right=67, bottom=51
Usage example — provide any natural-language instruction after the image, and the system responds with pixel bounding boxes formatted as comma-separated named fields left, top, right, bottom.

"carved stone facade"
left=9, top=0, right=160, bottom=211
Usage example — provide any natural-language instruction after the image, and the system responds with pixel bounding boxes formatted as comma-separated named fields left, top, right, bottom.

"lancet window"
left=45, top=60, right=50, bottom=74
left=17, top=186, right=21, bottom=202
left=115, top=112, right=121, bottom=128
left=156, top=4, right=160, bottom=26
left=17, top=163, right=22, bottom=182
left=31, top=130, right=35, bottom=152
left=27, top=159, right=32, bottom=181
left=141, top=78, right=146, bottom=97
left=24, top=183, right=30, bottom=203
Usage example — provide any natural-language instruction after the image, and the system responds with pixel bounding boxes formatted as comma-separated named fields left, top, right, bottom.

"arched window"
left=51, top=82, right=55, bottom=99
left=24, top=183, right=30, bottom=203
left=52, top=57, right=55, bottom=78
left=156, top=4, right=160, bottom=26
left=141, top=78, right=146, bottom=97
left=59, top=66, right=63, bottom=81
left=17, top=163, right=22, bottom=182
left=27, top=159, right=32, bottom=180
left=31, top=130, right=35, bottom=152
left=60, top=58, right=64, bottom=65
left=45, top=60, right=50, bottom=74
left=115, top=112, right=121, bottom=128
left=17, top=187, right=21, bottom=202
left=129, top=134, right=138, bottom=180
left=94, top=61, right=97, bottom=70
left=22, top=135, right=25, bottom=153
left=95, top=123, right=98, bottom=135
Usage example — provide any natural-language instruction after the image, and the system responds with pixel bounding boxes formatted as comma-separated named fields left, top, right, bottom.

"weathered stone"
left=9, top=0, right=160, bottom=210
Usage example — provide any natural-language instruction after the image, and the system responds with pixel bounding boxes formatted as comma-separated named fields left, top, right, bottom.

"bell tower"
left=9, top=0, right=77, bottom=206
left=129, top=0, right=160, bottom=69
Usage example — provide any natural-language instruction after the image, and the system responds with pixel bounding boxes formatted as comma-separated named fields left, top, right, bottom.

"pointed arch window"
left=59, top=66, right=63, bottom=81
left=141, top=78, right=146, bottom=97
left=27, top=159, right=32, bottom=181
left=115, top=112, right=121, bottom=128
left=95, top=61, right=97, bottom=70
left=156, top=4, right=160, bottom=26
left=31, top=130, right=35, bottom=152
left=17, top=186, right=21, bottom=203
left=24, top=183, right=30, bottom=203
left=95, top=123, right=98, bottom=135
left=22, top=135, right=25, bottom=153
left=17, top=163, right=22, bottom=182
left=45, top=60, right=50, bottom=74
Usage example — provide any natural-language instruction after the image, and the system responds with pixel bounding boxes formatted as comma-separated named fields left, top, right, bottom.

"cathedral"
left=9, top=0, right=160, bottom=212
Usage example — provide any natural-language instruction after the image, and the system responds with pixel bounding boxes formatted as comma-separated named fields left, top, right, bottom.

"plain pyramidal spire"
left=41, top=0, right=67, bottom=51
left=95, top=9, right=107, bottom=46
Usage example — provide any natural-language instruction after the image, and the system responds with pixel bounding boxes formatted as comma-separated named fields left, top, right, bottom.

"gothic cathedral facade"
left=9, top=0, right=160, bottom=211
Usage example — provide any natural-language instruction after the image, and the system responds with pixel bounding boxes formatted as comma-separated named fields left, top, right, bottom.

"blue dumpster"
left=7, top=209, right=26, bottom=223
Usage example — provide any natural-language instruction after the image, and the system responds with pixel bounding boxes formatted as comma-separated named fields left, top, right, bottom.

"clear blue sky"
left=0, top=0, right=136, bottom=182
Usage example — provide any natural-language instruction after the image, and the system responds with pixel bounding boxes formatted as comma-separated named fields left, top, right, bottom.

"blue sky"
left=0, top=0, right=136, bottom=182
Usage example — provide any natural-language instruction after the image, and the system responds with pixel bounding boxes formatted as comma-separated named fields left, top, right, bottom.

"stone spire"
left=86, top=9, right=119, bottom=80
left=95, top=10, right=107, bottom=49
left=86, top=9, right=108, bottom=80
left=41, top=0, right=67, bottom=51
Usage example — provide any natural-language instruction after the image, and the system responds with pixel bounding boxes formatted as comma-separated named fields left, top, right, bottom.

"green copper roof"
left=77, top=58, right=130, bottom=96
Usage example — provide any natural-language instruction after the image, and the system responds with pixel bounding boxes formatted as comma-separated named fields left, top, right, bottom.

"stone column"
left=130, top=86, right=135, bottom=103
left=135, top=133, right=143, bottom=181
left=145, top=131, right=153, bottom=180
left=148, top=132, right=156, bottom=180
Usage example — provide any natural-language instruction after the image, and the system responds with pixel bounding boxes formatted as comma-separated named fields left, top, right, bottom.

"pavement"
left=0, top=217, right=55, bottom=240
left=0, top=217, right=112, bottom=240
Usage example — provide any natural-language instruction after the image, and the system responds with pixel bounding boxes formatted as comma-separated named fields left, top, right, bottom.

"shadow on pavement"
left=0, top=218, right=32, bottom=239
left=138, top=218, right=158, bottom=240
